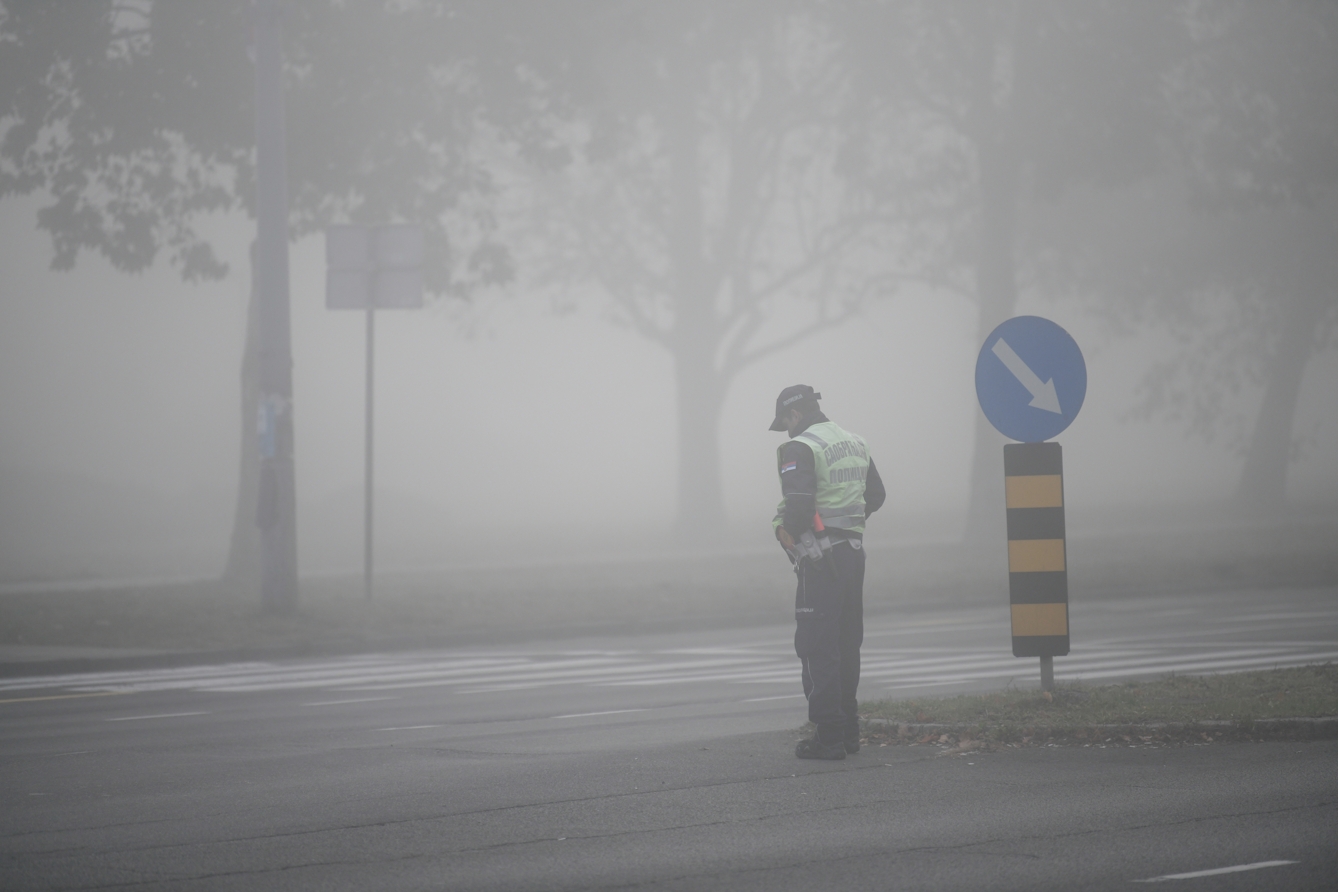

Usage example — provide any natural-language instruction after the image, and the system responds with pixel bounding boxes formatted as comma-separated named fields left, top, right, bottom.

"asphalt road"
left=2, top=585, right=1336, bottom=890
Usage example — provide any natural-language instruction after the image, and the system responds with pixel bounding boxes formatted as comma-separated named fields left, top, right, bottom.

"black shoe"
left=795, top=736, right=846, bottom=760
left=844, top=734, right=860, bottom=754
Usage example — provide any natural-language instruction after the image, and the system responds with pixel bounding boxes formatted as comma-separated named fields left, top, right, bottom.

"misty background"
left=1, top=1, right=1334, bottom=590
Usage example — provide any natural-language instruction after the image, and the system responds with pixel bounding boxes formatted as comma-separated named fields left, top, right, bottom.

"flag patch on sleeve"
left=780, top=461, right=798, bottom=473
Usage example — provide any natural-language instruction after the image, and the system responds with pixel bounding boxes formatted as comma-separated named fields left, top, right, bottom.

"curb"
left=862, top=715, right=1338, bottom=741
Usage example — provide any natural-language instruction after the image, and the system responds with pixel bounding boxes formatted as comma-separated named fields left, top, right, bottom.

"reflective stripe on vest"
left=796, top=430, right=829, bottom=449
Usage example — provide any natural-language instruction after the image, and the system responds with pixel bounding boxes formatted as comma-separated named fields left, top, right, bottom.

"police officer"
left=770, top=385, right=885, bottom=760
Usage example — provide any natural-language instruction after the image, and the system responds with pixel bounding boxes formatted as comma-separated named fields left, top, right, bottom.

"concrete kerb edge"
left=862, top=715, right=1338, bottom=741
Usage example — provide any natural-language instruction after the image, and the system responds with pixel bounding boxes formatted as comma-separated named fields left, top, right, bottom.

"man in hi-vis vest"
left=770, top=385, right=886, bottom=760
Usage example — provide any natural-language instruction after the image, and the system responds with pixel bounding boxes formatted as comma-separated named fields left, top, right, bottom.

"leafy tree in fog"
left=485, top=0, right=898, bottom=534
left=2, top=0, right=893, bottom=552
left=7, top=0, right=1324, bottom=579
left=1128, top=0, right=1336, bottom=511
left=0, top=2, right=512, bottom=586
left=494, top=0, right=1189, bottom=535
left=838, top=0, right=1190, bottom=538
left=1030, top=0, right=1337, bottom=511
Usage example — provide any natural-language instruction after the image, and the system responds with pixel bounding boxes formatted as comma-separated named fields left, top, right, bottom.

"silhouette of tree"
left=482, top=0, right=908, bottom=534
left=839, top=0, right=1189, bottom=539
left=1, top=1, right=514, bottom=585
left=1029, top=0, right=1338, bottom=512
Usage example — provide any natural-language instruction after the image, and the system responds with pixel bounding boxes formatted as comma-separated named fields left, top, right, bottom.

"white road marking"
left=356, top=656, right=760, bottom=693
left=0, top=690, right=128, bottom=704
left=1, top=605, right=1333, bottom=702
left=196, top=657, right=538, bottom=692
left=375, top=724, right=442, bottom=731
left=105, top=712, right=210, bottom=722
left=8, top=643, right=1326, bottom=698
left=743, top=694, right=807, bottom=702
left=553, top=709, right=648, bottom=719
left=301, top=696, right=401, bottom=707
left=1133, top=860, right=1299, bottom=882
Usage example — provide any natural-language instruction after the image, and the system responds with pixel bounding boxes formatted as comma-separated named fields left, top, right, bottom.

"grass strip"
left=858, top=664, right=1338, bottom=750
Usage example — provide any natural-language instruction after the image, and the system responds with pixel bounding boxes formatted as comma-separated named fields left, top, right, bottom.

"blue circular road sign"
left=975, top=316, right=1086, bottom=443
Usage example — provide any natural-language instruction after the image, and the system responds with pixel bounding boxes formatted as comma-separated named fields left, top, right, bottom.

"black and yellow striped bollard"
left=1004, top=441, right=1069, bottom=690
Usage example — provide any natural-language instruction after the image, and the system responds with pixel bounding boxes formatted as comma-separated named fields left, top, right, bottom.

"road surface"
left=2, top=586, right=1335, bottom=890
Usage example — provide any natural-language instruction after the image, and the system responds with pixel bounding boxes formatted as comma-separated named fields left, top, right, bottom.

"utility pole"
left=253, top=0, right=299, bottom=613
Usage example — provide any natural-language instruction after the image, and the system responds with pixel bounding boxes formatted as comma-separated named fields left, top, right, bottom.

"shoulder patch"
left=780, top=461, right=798, bottom=473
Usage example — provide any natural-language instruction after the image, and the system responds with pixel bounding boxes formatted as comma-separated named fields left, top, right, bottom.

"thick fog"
left=1, top=2, right=1335, bottom=587
left=3, top=214, right=1332, bottom=584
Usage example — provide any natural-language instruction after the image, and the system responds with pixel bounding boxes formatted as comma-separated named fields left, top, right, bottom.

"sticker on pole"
left=975, top=316, right=1086, bottom=443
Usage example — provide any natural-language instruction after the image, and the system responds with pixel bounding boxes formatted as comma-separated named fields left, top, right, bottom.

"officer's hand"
left=777, top=527, right=796, bottom=550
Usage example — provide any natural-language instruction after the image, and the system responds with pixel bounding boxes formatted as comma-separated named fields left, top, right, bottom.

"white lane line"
left=0, top=656, right=529, bottom=695
left=0, top=656, right=421, bottom=692
left=452, top=659, right=774, bottom=694
left=606, top=673, right=793, bottom=687
left=1220, top=610, right=1338, bottom=622
left=189, top=658, right=538, bottom=693
left=0, top=663, right=275, bottom=692
left=1133, top=860, right=1298, bottom=882
left=1065, top=651, right=1338, bottom=682
left=301, top=696, right=401, bottom=707
left=602, top=648, right=1243, bottom=690
left=553, top=709, right=648, bottom=719
left=0, top=690, right=129, bottom=704
left=375, top=724, right=443, bottom=731
left=105, top=712, right=210, bottom=722
left=334, top=657, right=636, bottom=693
left=742, top=694, right=806, bottom=702
left=606, top=646, right=1311, bottom=691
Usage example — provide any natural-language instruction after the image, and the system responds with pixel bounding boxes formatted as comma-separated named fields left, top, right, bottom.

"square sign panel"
left=374, top=269, right=423, bottom=309
left=326, top=225, right=372, bottom=309
left=373, top=225, right=423, bottom=308
left=326, top=269, right=373, bottom=310
left=325, top=224, right=424, bottom=310
left=374, top=225, right=424, bottom=270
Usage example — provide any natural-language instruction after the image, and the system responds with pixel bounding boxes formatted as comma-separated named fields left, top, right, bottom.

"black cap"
left=769, top=385, right=821, bottom=431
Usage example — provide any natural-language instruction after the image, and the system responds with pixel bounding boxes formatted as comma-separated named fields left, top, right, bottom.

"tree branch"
left=725, top=306, right=859, bottom=377
left=750, top=216, right=867, bottom=303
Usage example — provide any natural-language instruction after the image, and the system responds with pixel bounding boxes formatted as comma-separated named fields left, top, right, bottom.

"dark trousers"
left=793, top=539, right=865, bottom=745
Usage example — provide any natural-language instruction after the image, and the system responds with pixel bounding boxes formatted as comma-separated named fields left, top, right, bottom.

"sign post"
left=975, top=316, right=1087, bottom=691
left=326, top=225, right=424, bottom=600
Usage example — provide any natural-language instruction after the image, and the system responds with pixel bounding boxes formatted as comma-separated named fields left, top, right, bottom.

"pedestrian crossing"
left=1, top=641, right=1334, bottom=700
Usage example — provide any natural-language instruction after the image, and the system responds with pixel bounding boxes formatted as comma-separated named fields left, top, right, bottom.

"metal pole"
left=253, top=0, right=298, bottom=614
left=364, top=307, right=375, bottom=600
left=1040, top=655, right=1054, bottom=692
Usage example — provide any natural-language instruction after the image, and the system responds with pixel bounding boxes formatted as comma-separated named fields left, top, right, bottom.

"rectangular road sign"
left=325, top=224, right=423, bottom=310
left=1004, top=441, right=1070, bottom=657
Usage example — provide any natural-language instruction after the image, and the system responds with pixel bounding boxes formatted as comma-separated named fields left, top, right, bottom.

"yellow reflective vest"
left=773, top=420, right=870, bottom=535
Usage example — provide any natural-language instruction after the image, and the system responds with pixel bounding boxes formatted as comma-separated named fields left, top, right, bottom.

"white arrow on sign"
left=991, top=338, right=1062, bottom=414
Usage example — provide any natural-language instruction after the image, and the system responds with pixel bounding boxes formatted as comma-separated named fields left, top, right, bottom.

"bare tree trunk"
left=221, top=247, right=261, bottom=593
left=962, top=130, right=1020, bottom=545
left=962, top=5, right=1035, bottom=547
left=662, top=73, right=728, bottom=538
left=1234, top=288, right=1324, bottom=514
left=672, top=343, right=727, bottom=537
